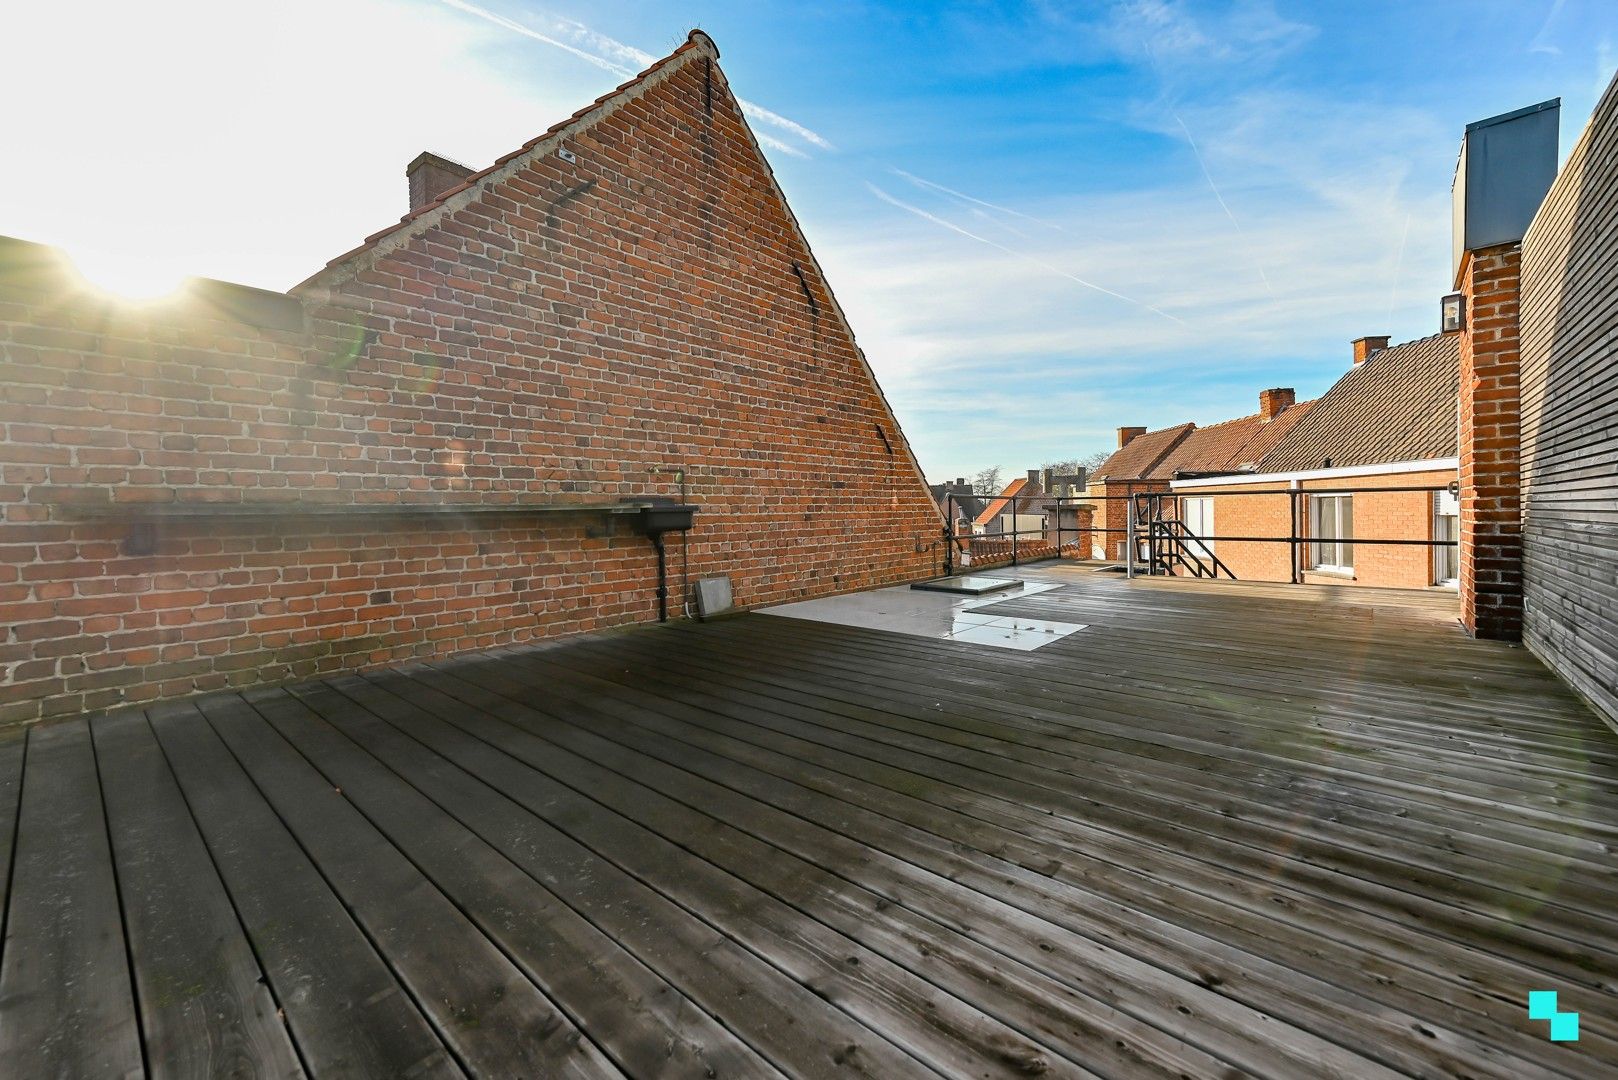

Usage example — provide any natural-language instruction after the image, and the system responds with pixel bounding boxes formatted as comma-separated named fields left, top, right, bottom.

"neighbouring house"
left=973, top=474, right=1041, bottom=538
left=970, top=468, right=1086, bottom=540
left=958, top=468, right=1095, bottom=568
left=927, top=476, right=981, bottom=535
left=1084, top=388, right=1313, bottom=559
left=0, top=31, right=947, bottom=725
left=1170, top=334, right=1461, bottom=589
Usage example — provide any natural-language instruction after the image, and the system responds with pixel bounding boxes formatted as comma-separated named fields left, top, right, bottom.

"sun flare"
left=66, top=248, right=188, bottom=303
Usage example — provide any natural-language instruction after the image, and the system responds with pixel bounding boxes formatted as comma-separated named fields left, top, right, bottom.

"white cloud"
left=820, top=166, right=1451, bottom=476
left=1107, top=0, right=1317, bottom=69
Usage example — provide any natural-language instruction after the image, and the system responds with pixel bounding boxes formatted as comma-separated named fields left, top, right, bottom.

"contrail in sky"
left=1386, top=213, right=1412, bottom=324
left=867, top=183, right=1183, bottom=325
left=440, top=0, right=630, bottom=76
left=438, top=0, right=830, bottom=156
left=1174, top=112, right=1276, bottom=299
left=892, top=168, right=1064, bottom=230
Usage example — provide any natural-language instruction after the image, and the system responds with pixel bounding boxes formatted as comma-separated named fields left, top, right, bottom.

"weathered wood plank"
left=31, top=561, right=1618, bottom=1077
left=194, top=692, right=608, bottom=1080
left=0, top=719, right=144, bottom=1079
left=240, top=683, right=757, bottom=1080
left=147, top=700, right=461, bottom=1080
left=665, top=615, right=1618, bottom=883
left=91, top=711, right=305, bottom=1080
left=407, top=658, right=1400, bottom=1080
left=504, top=635, right=1616, bottom=1075
left=592, top=617, right=1618, bottom=945
left=607, top=613, right=1618, bottom=860
left=0, top=735, right=24, bottom=973
left=323, top=672, right=1076, bottom=1080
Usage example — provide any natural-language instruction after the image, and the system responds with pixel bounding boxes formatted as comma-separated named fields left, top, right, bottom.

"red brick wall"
left=1089, top=479, right=1170, bottom=559
left=0, top=41, right=944, bottom=725
left=1458, top=244, right=1525, bottom=639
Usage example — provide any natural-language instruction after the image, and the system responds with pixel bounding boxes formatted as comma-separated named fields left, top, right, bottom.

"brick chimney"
left=1459, top=246, right=1524, bottom=640
left=1258, top=387, right=1295, bottom=420
left=1117, top=426, right=1147, bottom=448
left=1351, top=336, right=1391, bottom=364
left=407, top=151, right=475, bottom=212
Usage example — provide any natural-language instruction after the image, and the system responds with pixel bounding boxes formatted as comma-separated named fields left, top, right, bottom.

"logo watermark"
left=1528, top=991, right=1579, bottom=1041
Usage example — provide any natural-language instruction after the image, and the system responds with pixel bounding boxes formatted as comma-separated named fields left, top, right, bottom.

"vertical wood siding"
left=1519, top=72, right=1618, bottom=730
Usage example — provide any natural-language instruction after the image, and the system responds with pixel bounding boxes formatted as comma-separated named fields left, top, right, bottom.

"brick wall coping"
left=67, top=500, right=669, bottom=521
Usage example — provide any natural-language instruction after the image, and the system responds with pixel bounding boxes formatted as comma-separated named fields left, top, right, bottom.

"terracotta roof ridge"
left=973, top=477, right=1029, bottom=525
left=294, top=30, right=719, bottom=291
left=1195, top=411, right=1263, bottom=431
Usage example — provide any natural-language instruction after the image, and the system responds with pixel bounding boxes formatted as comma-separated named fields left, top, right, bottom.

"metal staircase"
left=1133, top=496, right=1237, bottom=580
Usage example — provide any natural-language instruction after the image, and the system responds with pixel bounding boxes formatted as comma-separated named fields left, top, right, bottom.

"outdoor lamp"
left=1441, top=291, right=1465, bottom=333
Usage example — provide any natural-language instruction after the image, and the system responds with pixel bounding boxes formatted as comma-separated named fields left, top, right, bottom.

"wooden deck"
left=2, top=566, right=1616, bottom=1078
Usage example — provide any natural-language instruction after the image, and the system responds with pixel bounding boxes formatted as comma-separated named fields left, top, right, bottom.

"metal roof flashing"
left=1452, top=98, right=1561, bottom=280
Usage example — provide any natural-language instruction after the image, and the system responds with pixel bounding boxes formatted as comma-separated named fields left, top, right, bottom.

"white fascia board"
left=1169, top=458, right=1459, bottom=489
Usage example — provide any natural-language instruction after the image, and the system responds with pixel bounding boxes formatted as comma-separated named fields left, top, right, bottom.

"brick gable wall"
left=0, top=42, right=944, bottom=725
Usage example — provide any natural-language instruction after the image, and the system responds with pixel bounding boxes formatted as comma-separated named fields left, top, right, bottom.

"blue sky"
left=6, top=1, right=1615, bottom=480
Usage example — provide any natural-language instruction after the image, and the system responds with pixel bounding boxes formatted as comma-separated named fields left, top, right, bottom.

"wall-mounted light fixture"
left=1441, top=291, right=1466, bottom=333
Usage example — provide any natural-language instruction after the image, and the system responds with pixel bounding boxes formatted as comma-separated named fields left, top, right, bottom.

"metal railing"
left=941, top=490, right=1085, bottom=575
left=942, top=484, right=1458, bottom=585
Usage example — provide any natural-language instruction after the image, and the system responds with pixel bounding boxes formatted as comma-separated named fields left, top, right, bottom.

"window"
left=1181, top=496, right=1215, bottom=561
left=1308, top=495, right=1353, bottom=571
left=1433, top=490, right=1459, bottom=586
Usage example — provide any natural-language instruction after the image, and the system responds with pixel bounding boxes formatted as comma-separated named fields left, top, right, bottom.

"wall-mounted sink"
left=637, top=503, right=697, bottom=534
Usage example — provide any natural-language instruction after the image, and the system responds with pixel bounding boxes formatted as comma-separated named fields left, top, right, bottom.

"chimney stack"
left=1258, top=387, right=1295, bottom=420
left=1117, top=425, right=1147, bottom=448
left=407, top=151, right=475, bottom=212
left=1352, top=336, right=1391, bottom=365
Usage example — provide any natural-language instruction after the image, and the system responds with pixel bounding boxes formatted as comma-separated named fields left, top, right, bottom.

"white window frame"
left=1181, top=496, right=1216, bottom=561
left=1308, top=494, right=1354, bottom=573
left=1433, top=490, right=1459, bottom=587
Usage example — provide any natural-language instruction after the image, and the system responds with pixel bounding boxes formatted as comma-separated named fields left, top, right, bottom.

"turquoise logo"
left=1528, top=991, right=1579, bottom=1041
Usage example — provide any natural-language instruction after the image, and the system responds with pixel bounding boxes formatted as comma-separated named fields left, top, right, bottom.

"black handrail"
left=938, top=483, right=1458, bottom=582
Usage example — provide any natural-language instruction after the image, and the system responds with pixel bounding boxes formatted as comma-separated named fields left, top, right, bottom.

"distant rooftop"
left=1259, top=333, right=1459, bottom=472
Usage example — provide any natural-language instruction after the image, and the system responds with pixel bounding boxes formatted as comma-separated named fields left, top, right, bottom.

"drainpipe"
left=634, top=502, right=697, bottom=623
left=1289, top=479, right=1302, bottom=584
left=650, top=532, right=669, bottom=622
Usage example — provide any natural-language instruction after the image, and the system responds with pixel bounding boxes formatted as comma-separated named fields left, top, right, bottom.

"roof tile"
left=1093, top=424, right=1195, bottom=482
left=1258, top=334, right=1459, bottom=472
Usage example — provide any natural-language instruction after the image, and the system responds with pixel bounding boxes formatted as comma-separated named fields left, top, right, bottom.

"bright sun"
left=67, top=248, right=188, bottom=303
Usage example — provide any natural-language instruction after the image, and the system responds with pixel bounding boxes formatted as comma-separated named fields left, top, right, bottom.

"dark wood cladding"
left=1520, top=71, right=1618, bottom=732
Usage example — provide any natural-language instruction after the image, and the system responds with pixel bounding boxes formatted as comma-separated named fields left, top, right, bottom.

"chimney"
left=407, top=151, right=475, bottom=212
left=1026, top=469, right=1041, bottom=491
left=1352, top=336, right=1391, bottom=364
left=1117, top=426, right=1147, bottom=448
left=1258, top=387, right=1295, bottom=420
